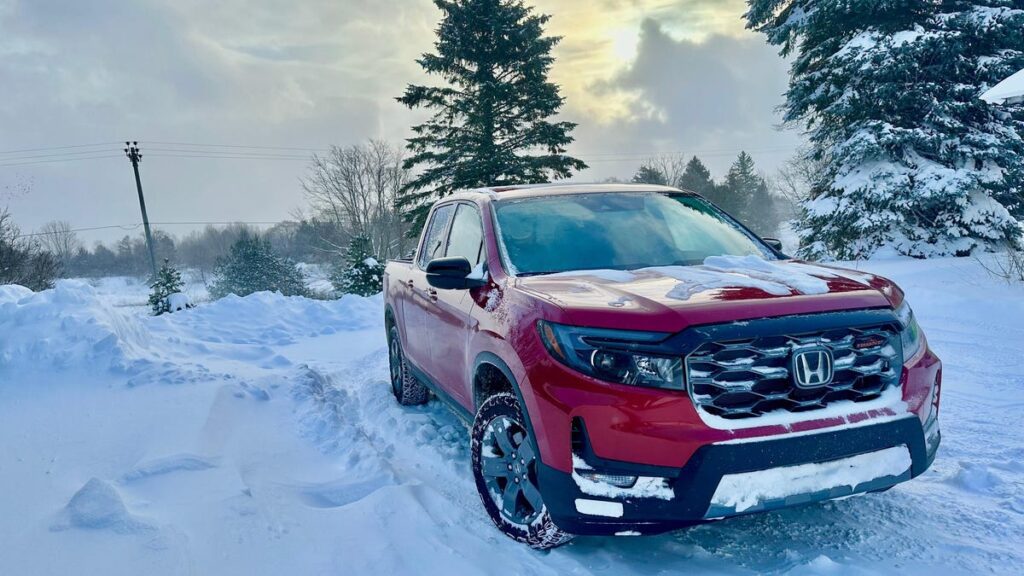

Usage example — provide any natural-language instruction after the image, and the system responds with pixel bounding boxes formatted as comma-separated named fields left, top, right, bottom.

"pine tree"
left=746, top=1, right=1024, bottom=259
left=631, top=164, right=669, bottom=186
left=679, top=156, right=716, bottom=198
left=397, top=0, right=588, bottom=232
left=210, top=232, right=307, bottom=299
left=719, top=152, right=763, bottom=221
left=148, top=259, right=186, bottom=315
left=332, top=235, right=385, bottom=297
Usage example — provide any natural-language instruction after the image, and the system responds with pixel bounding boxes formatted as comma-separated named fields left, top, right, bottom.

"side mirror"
left=426, top=257, right=487, bottom=290
left=763, top=237, right=784, bottom=252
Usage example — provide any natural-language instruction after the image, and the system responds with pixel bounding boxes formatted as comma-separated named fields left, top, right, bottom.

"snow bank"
left=53, top=478, right=154, bottom=534
left=151, top=291, right=383, bottom=347
left=0, top=280, right=152, bottom=372
left=0, top=281, right=383, bottom=374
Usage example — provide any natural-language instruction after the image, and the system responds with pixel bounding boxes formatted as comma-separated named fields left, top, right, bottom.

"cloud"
left=0, top=0, right=798, bottom=241
left=570, top=18, right=802, bottom=180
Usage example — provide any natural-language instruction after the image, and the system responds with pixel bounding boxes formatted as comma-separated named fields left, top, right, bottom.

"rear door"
left=426, top=202, right=487, bottom=407
left=403, top=203, right=455, bottom=368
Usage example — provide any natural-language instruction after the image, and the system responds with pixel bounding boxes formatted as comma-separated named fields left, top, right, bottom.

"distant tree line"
left=628, top=152, right=793, bottom=237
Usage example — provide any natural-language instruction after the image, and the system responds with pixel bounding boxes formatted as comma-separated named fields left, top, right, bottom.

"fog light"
left=575, top=470, right=638, bottom=488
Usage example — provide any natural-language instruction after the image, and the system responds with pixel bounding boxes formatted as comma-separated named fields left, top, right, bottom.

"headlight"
left=537, top=321, right=683, bottom=390
left=896, top=300, right=923, bottom=361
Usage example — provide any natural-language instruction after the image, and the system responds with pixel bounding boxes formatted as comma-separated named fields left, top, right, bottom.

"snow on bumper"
left=707, top=445, right=912, bottom=517
left=537, top=415, right=937, bottom=536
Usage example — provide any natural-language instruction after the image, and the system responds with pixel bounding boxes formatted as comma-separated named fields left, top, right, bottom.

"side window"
left=445, top=204, right=485, bottom=267
left=417, top=204, right=455, bottom=268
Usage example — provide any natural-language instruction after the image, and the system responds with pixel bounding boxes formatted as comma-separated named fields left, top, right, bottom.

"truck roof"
left=448, top=183, right=687, bottom=202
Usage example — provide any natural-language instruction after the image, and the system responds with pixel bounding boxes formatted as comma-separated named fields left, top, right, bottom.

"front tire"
left=471, top=393, right=573, bottom=550
left=387, top=325, right=429, bottom=406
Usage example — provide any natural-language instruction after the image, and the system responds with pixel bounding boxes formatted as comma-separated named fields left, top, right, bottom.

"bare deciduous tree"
left=1, top=207, right=59, bottom=291
left=774, top=146, right=830, bottom=206
left=37, top=220, right=81, bottom=272
left=302, top=140, right=412, bottom=260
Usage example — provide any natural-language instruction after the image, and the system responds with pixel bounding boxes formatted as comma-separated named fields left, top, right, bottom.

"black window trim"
left=415, top=202, right=458, bottom=271
left=444, top=201, right=486, bottom=268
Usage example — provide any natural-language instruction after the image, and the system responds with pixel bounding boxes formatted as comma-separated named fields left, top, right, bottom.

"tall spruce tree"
left=679, top=156, right=716, bottom=198
left=397, top=0, right=587, bottom=231
left=746, top=1, right=1024, bottom=259
left=720, top=152, right=763, bottom=221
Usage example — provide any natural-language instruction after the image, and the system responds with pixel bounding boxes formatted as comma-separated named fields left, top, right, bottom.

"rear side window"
left=445, top=204, right=484, bottom=267
left=418, top=204, right=455, bottom=268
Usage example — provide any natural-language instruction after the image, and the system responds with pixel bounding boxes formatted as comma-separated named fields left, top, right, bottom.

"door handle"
left=428, top=288, right=438, bottom=301
left=406, top=279, right=415, bottom=289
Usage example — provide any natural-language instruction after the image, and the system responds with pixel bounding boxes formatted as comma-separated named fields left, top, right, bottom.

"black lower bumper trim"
left=538, top=416, right=936, bottom=536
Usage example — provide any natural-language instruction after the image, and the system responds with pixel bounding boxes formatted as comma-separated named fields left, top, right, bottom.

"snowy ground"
left=1, top=256, right=1022, bottom=575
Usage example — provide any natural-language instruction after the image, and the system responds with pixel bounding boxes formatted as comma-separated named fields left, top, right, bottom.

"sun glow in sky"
left=534, top=0, right=753, bottom=122
left=1, top=0, right=798, bottom=241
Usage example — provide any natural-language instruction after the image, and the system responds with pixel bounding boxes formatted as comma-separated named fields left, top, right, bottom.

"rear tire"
left=471, top=393, right=573, bottom=550
left=387, top=325, right=429, bottom=406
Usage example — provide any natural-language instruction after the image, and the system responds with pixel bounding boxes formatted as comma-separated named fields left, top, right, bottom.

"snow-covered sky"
left=0, top=0, right=802, bottom=242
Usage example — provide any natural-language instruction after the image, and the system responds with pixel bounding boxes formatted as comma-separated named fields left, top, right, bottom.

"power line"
left=0, top=148, right=123, bottom=162
left=145, top=140, right=330, bottom=153
left=16, top=220, right=286, bottom=239
left=0, top=141, right=122, bottom=155
left=0, top=154, right=124, bottom=168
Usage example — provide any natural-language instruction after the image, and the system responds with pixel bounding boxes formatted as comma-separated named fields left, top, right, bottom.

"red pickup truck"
left=383, top=184, right=941, bottom=549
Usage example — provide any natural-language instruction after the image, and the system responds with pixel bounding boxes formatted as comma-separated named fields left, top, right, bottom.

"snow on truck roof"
left=452, top=183, right=686, bottom=201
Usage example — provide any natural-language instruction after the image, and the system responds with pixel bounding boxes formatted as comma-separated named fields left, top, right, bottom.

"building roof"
left=981, top=68, right=1024, bottom=105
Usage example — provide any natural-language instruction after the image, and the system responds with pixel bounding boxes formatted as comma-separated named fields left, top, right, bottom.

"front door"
left=424, top=202, right=486, bottom=408
left=404, top=203, right=455, bottom=369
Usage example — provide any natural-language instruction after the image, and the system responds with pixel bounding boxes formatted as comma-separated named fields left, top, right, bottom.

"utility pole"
left=125, top=141, right=158, bottom=278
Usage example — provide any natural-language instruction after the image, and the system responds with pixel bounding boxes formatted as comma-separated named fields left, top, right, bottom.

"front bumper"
left=538, top=415, right=939, bottom=536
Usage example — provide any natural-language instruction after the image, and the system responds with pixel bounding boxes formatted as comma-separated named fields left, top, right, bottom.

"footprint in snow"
left=296, top=474, right=396, bottom=509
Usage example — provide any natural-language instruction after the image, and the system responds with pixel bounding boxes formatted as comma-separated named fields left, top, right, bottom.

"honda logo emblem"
left=792, top=348, right=834, bottom=388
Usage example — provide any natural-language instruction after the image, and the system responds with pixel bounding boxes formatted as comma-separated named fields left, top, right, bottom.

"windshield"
left=493, top=192, right=774, bottom=276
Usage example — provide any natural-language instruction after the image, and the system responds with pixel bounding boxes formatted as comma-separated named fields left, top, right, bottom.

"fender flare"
left=472, top=352, right=543, bottom=463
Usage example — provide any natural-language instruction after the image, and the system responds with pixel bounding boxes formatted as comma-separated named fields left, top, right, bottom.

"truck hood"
left=515, top=256, right=900, bottom=333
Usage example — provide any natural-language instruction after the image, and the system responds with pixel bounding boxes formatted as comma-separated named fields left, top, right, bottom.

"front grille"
left=685, top=326, right=901, bottom=420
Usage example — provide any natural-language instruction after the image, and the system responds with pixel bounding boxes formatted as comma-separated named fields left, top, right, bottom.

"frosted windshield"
left=494, top=192, right=773, bottom=276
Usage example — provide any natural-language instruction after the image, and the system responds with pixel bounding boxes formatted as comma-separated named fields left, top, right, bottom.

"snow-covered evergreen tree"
left=210, top=232, right=307, bottom=299
left=397, top=0, right=587, bottom=232
left=148, top=259, right=185, bottom=315
left=746, top=1, right=1024, bottom=259
left=332, top=235, right=384, bottom=297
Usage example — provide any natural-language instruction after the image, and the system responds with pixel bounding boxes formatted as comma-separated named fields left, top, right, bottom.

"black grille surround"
left=682, top=313, right=904, bottom=421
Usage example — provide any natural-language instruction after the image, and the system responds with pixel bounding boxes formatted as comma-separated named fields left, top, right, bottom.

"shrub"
left=209, top=232, right=307, bottom=299
left=148, top=259, right=188, bottom=315
left=332, top=235, right=384, bottom=297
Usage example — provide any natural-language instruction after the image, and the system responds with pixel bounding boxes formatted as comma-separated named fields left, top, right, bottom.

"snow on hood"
left=525, top=256, right=875, bottom=306
left=659, top=255, right=831, bottom=300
